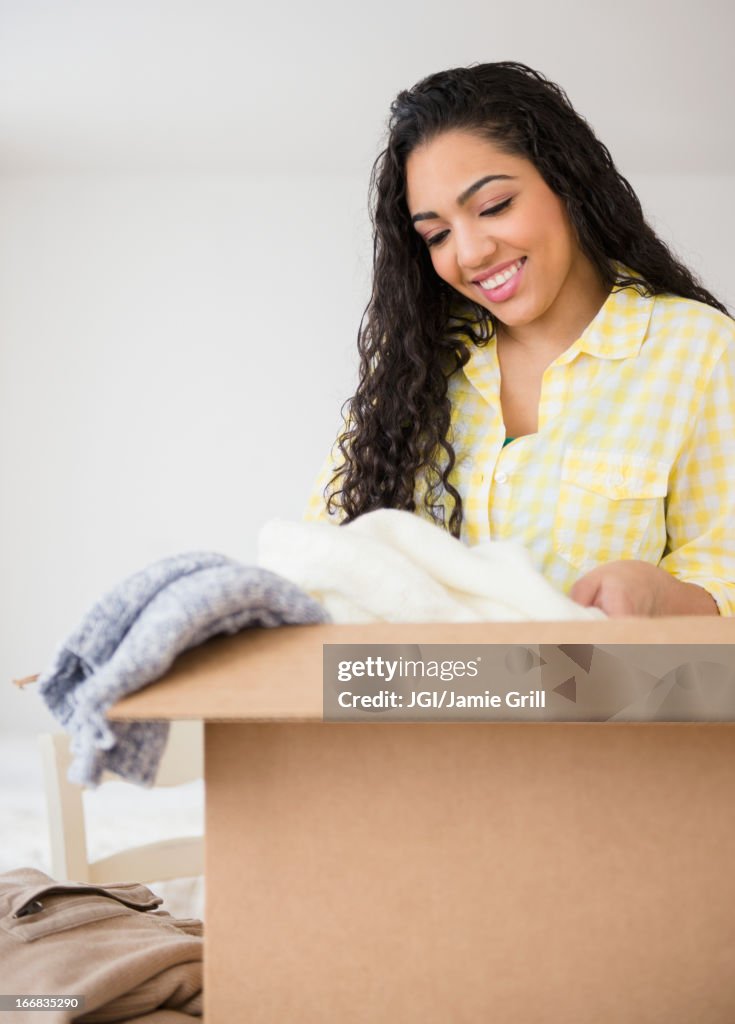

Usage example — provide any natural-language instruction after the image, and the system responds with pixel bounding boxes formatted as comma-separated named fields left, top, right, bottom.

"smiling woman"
left=304, top=61, right=735, bottom=618
left=404, top=130, right=611, bottom=441
left=405, top=132, right=609, bottom=354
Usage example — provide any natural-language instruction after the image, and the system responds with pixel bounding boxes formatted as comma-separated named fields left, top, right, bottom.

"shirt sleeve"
left=659, top=330, right=735, bottom=614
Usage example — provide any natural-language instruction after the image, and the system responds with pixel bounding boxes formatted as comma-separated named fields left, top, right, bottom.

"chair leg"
left=38, top=734, right=90, bottom=882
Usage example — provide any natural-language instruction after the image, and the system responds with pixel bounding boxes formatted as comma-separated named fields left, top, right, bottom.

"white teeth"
left=478, top=258, right=524, bottom=291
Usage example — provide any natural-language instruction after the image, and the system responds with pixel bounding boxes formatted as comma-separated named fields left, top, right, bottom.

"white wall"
left=1, top=0, right=734, bottom=735
left=2, top=0, right=734, bottom=176
left=0, top=172, right=370, bottom=731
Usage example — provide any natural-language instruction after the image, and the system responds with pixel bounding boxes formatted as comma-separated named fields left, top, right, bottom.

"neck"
left=496, top=257, right=610, bottom=359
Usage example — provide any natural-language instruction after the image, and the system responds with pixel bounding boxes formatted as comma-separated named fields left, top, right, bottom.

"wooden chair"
left=38, top=720, right=204, bottom=884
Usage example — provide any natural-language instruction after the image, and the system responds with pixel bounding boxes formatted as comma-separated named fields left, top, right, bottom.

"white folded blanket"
left=257, top=509, right=604, bottom=623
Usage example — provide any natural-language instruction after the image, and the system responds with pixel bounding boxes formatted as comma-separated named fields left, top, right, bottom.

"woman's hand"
left=570, top=560, right=720, bottom=617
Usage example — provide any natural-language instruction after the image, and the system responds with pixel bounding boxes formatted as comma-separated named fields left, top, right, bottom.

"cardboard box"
left=110, top=619, right=735, bottom=1023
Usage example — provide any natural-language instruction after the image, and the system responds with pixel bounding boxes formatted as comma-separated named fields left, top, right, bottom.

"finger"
left=569, top=571, right=601, bottom=607
left=594, top=583, right=638, bottom=617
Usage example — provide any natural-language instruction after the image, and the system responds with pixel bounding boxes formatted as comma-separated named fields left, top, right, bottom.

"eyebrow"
left=410, top=174, right=516, bottom=224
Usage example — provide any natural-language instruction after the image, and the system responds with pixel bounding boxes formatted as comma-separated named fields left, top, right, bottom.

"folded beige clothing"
left=0, top=868, right=202, bottom=1023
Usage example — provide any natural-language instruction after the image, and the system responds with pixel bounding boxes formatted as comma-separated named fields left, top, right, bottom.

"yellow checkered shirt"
left=304, top=282, right=735, bottom=614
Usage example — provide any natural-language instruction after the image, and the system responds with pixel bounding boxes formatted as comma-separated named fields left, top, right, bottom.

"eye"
left=425, top=230, right=449, bottom=249
left=423, top=196, right=514, bottom=249
left=480, top=197, right=513, bottom=217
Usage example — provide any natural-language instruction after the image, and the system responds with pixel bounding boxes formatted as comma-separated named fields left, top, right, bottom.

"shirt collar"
left=558, top=269, right=655, bottom=363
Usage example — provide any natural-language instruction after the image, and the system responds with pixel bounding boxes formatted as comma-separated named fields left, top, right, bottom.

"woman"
left=305, top=61, right=735, bottom=618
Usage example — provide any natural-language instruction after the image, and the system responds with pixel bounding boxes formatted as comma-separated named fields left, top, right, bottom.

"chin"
left=488, top=303, right=537, bottom=328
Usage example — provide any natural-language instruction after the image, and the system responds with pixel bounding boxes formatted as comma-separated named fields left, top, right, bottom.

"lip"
left=474, top=256, right=527, bottom=304
left=471, top=257, right=526, bottom=285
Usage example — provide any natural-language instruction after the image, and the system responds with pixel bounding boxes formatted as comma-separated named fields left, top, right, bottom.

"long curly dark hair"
left=326, top=61, right=730, bottom=537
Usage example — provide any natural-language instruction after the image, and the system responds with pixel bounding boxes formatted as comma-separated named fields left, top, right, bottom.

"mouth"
left=473, top=257, right=527, bottom=302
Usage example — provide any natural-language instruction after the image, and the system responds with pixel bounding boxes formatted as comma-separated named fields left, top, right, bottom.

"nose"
left=454, top=222, right=498, bottom=274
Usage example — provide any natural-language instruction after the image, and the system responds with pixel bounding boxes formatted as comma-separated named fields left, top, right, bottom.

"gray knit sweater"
left=37, top=552, right=329, bottom=786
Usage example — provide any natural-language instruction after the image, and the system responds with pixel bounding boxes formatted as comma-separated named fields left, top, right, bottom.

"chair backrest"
left=38, top=721, right=204, bottom=884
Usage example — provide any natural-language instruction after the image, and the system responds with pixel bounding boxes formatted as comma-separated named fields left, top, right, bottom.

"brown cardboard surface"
left=205, top=721, right=735, bottom=1023
left=105, top=621, right=735, bottom=1021
left=108, top=618, right=735, bottom=722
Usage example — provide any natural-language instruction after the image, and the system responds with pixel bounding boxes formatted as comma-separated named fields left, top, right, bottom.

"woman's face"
left=405, top=129, right=596, bottom=331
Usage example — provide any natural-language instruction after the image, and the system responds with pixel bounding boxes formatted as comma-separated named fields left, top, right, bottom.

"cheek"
left=538, top=202, right=576, bottom=256
left=431, top=248, right=459, bottom=286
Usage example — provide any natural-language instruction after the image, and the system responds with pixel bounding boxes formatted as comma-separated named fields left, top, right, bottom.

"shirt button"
left=495, top=471, right=509, bottom=484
